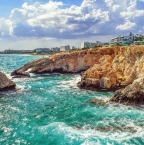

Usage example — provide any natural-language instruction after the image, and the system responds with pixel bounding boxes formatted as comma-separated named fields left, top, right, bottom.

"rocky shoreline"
left=11, top=46, right=144, bottom=106
left=11, top=48, right=114, bottom=76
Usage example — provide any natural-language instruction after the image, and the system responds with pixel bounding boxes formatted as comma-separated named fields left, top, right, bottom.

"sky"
left=0, top=0, right=144, bottom=50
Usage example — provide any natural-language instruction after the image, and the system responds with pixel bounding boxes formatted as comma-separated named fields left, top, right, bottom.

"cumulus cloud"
left=0, top=0, right=144, bottom=39
left=116, top=20, right=136, bottom=30
left=11, top=0, right=110, bottom=38
left=120, top=0, right=144, bottom=19
left=0, top=18, right=13, bottom=36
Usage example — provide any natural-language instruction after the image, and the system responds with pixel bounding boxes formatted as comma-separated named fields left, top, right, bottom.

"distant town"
left=0, top=33, right=144, bottom=54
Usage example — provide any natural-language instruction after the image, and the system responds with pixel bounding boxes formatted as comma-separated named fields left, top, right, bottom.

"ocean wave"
left=38, top=122, right=144, bottom=145
left=58, top=75, right=81, bottom=89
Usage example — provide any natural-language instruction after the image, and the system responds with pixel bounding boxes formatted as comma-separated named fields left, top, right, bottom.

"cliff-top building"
left=35, top=48, right=50, bottom=53
left=81, top=41, right=102, bottom=49
left=110, top=35, right=135, bottom=46
left=51, top=47, right=60, bottom=51
left=60, top=45, right=70, bottom=51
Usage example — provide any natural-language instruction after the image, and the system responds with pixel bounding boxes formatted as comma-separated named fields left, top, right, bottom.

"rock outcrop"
left=0, top=72, right=16, bottom=91
left=79, top=46, right=144, bottom=91
left=110, top=78, right=144, bottom=106
left=78, top=45, right=144, bottom=106
left=11, top=48, right=114, bottom=77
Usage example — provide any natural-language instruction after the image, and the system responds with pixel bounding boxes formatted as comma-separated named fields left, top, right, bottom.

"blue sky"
left=0, top=0, right=144, bottom=50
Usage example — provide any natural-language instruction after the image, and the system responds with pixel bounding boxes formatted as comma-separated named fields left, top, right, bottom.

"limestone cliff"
left=79, top=46, right=144, bottom=90
left=110, top=78, right=144, bottom=106
left=78, top=45, right=144, bottom=106
left=11, top=48, right=114, bottom=77
left=0, top=72, right=16, bottom=91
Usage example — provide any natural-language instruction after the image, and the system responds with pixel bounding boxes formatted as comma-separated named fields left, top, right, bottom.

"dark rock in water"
left=73, top=125, right=82, bottom=130
left=0, top=72, right=16, bottom=91
left=111, top=78, right=144, bottom=106
left=78, top=78, right=101, bottom=91
left=87, top=98, right=108, bottom=106
left=95, top=125, right=137, bottom=133
left=11, top=70, right=30, bottom=78
left=73, top=124, right=137, bottom=133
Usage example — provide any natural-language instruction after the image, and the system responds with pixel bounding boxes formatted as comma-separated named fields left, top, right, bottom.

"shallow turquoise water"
left=0, top=54, right=144, bottom=145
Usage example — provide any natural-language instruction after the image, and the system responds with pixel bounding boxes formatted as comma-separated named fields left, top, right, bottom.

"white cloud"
left=8, top=0, right=110, bottom=38
left=0, top=0, right=143, bottom=41
left=120, top=0, right=144, bottom=19
left=116, top=20, right=136, bottom=30
left=0, top=18, right=13, bottom=36
left=112, top=5, right=121, bottom=12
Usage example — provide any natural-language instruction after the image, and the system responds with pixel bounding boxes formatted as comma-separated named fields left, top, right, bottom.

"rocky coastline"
left=0, top=72, right=16, bottom=91
left=11, top=46, right=144, bottom=106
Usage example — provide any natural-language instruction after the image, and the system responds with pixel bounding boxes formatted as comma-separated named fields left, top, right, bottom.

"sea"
left=0, top=54, right=144, bottom=145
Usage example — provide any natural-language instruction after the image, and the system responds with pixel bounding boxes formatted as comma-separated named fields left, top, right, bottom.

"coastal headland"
left=11, top=46, right=144, bottom=106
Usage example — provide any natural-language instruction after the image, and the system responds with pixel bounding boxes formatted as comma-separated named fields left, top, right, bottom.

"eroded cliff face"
left=79, top=46, right=144, bottom=91
left=11, top=48, right=114, bottom=77
left=110, top=78, right=144, bottom=106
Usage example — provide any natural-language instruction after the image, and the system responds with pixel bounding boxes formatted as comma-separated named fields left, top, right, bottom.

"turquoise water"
left=0, top=54, right=144, bottom=145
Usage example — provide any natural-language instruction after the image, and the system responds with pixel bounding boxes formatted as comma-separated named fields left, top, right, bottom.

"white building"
left=81, top=41, right=102, bottom=49
left=35, top=48, right=50, bottom=53
left=60, top=45, right=70, bottom=51
left=51, top=47, right=60, bottom=51
left=110, top=35, right=135, bottom=46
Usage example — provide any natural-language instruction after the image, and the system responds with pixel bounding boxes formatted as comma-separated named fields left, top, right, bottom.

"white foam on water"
left=14, top=76, right=43, bottom=83
left=59, top=75, right=81, bottom=89
left=38, top=122, right=144, bottom=144
left=26, top=68, right=32, bottom=73
left=140, top=105, right=144, bottom=108
left=16, top=84, right=25, bottom=91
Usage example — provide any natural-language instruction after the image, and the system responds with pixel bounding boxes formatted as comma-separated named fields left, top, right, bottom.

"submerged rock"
left=0, top=72, right=16, bottom=91
left=110, top=78, right=144, bottom=106
left=87, top=98, right=108, bottom=106
left=95, top=125, right=137, bottom=133
left=73, top=125, right=137, bottom=133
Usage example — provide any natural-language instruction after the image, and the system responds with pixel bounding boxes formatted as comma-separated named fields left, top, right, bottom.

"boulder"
left=0, top=72, right=16, bottom=91
left=87, top=98, right=108, bottom=106
left=110, top=78, right=144, bottom=106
